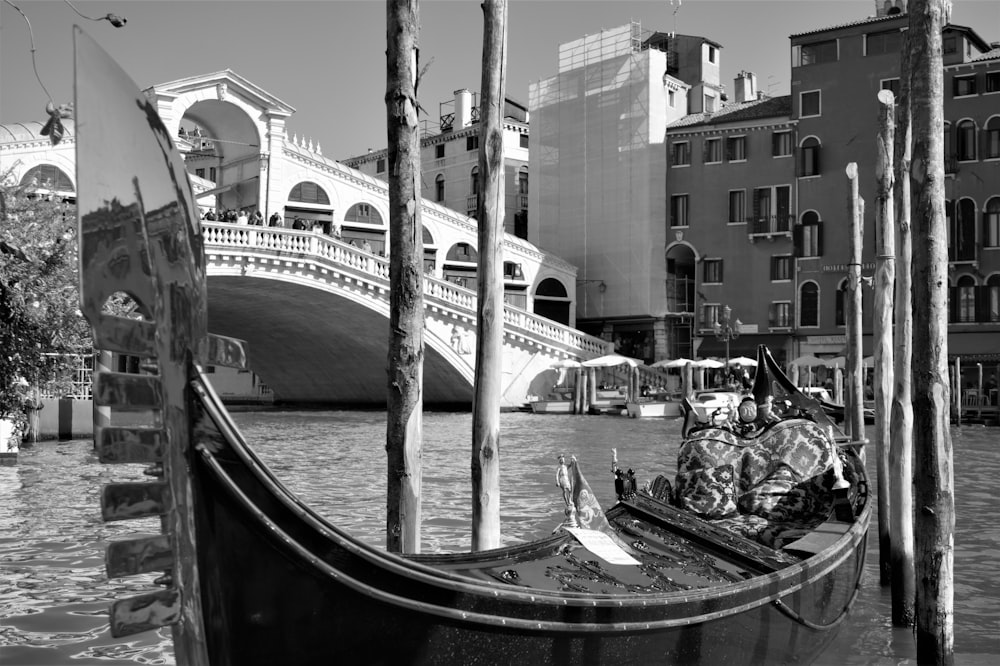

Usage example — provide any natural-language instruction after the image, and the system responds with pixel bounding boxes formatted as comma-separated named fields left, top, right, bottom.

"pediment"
left=144, top=70, right=295, bottom=117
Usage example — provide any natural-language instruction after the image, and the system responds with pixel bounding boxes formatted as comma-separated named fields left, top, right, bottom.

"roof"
left=971, top=48, right=1000, bottom=63
left=789, top=13, right=904, bottom=39
left=0, top=119, right=76, bottom=144
left=667, top=95, right=792, bottom=131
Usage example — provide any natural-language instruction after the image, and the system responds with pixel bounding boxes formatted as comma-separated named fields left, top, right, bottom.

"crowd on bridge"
left=201, top=207, right=384, bottom=254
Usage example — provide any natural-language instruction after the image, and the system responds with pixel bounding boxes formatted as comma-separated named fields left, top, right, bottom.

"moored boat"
left=624, top=396, right=682, bottom=418
left=77, top=34, right=870, bottom=666
left=528, top=398, right=574, bottom=414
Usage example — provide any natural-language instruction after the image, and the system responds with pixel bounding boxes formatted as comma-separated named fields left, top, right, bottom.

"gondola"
left=75, top=32, right=870, bottom=665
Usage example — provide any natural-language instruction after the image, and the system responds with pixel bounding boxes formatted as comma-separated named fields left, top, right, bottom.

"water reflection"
left=0, top=413, right=997, bottom=664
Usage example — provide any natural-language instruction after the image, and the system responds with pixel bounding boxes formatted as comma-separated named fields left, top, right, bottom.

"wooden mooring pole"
left=890, top=29, right=915, bottom=627
left=845, top=163, right=865, bottom=456
left=874, top=89, right=895, bottom=587
left=470, top=0, right=508, bottom=551
left=385, top=0, right=424, bottom=554
left=909, top=0, right=955, bottom=661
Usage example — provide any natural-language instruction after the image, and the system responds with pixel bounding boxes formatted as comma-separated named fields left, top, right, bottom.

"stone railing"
left=201, top=223, right=608, bottom=358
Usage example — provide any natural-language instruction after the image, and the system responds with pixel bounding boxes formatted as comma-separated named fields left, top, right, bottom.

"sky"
left=2, top=0, right=999, bottom=161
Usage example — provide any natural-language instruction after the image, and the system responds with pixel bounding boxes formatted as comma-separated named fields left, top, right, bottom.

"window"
left=867, top=29, right=902, bottom=56
left=836, top=280, right=848, bottom=326
left=668, top=90, right=676, bottom=107
left=955, top=119, right=977, bottom=161
left=944, top=121, right=954, bottom=168
left=726, top=136, right=746, bottom=162
left=800, top=282, right=819, bottom=327
left=503, top=261, right=524, bottom=280
left=435, top=144, right=445, bottom=159
left=670, top=194, right=689, bottom=227
left=470, top=166, right=480, bottom=195
left=800, top=137, right=822, bottom=177
left=770, top=302, right=792, bottom=329
left=517, top=168, right=528, bottom=211
left=796, top=40, right=838, bottom=66
left=704, top=94, right=717, bottom=113
left=987, top=275, right=1000, bottom=322
left=704, top=138, right=722, bottom=163
left=987, top=72, right=1000, bottom=93
left=466, top=136, right=479, bottom=151
left=880, top=78, right=900, bottom=98
left=943, top=35, right=957, bottom=54
left=19, top=164, right=74, bottom=191
left=985, top=197, right=1000, bottom=248
left=800, top=90, right=821, bottom=117
left=702, top=303, right=721, bottom=332
left=728, top=189, right=745, bottom=224
left=435, top=174, right=445, bottom=202
left=671, top=141, right=691, bottom=166
left=344, top=203, right=382, bottom=225
left=376, top=158, right=386, bottom=173
left=707, top=45, right=717, bottom=64
left=955, top=276, right=977, bottom=323
left=953, top=75, right=977, bottom=97
left=771, top=255, right=793, bottom=281
left=289, top=181, right=330, bottom=205
left=210, top=167, right=217, bottom=181
left=986, top=118, right=1000, bottom=159
left=795, top=211, right=823, bottom=258
left=772, top=131, right=792, bottom=157
left=703, top=259, right=723, bottom=284
left=195, top=168, right=205, bottom=178
left=948, top=199, right=977, bottom=262
left=520, top=134, right=529, bottom=148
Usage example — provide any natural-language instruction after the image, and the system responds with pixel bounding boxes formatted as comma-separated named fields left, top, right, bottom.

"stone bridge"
left=203, top=223, right=611, bottom=408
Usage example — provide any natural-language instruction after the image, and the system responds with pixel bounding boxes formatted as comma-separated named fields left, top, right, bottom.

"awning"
left=696, top=333, right=790, bottom=359
left=949, top=332, right=1000, bottom=362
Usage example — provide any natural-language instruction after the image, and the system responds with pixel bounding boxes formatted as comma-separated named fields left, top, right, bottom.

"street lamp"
left=713, top=305, right=741, bottom=368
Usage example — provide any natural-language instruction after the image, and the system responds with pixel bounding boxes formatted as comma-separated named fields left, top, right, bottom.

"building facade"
left=342, top=90, right=530, bottom=241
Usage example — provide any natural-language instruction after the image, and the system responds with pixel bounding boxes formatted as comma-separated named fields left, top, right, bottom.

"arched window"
left=344, top=203, right=382, bottom=225
left=984, top=197, right=1000, bottom=248
left=835, top=278, right=848, bottom=326
left=470, top=166, right=480, bottom=195
left=446, top=242, right=478, bottom=263
left=795, top=210, right=823, bottom=258
left=955, top=275, right=977, bottom=323
left=985, top=117, right=1000, bottom=160
left=948, top=198, right=976, bottom=262
left=435, top=174, right=444, bottom=202
left=20, top=164, right=74, bottom=192
left=423, top=227, right=437, bottom=274
left=943, top=121, right=953, bottom=168
left=289, top=181, right=330, bottom=205
left=533, top=278, right=571, bottom=325
left=442, top=242, right=478, bottom=288
left=799, top=137, right=821, bottom=177
left=987, top=274, right=1000, bottom=322
left=800, top=281, right=819, bottom=327
left=956, top=119, right=977, bottom=161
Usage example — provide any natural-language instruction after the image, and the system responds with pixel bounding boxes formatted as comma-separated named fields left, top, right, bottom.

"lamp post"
left=713, top=305, right=742, bottom=368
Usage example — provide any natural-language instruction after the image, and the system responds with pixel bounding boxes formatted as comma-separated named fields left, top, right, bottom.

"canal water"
left=1, top=411, right=997, bottom=665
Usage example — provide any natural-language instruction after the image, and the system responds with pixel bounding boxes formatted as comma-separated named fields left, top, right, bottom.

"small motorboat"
left=76, top=32, right=870, bottom=666
left=624, top=396, right=682, bottom=418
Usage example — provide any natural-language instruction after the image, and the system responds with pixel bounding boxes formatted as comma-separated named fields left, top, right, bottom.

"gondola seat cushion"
left=674, top=464, right=738, bottom=519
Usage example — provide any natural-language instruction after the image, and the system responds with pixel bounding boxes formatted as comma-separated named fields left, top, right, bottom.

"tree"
left=0, top=175, right=91, bottom=433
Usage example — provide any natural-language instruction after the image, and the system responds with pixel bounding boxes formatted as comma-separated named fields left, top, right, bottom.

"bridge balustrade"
left=202, top=222, right=609, bottom=359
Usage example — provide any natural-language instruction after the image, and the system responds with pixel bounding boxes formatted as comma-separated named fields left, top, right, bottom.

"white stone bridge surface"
left=203, top=223, right=611, bottom=408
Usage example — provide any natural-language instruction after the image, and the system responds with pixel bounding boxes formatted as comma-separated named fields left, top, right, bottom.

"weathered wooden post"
left=385, top=0, right=424, bottom=554
left=470, top=0, right=508, bottom=551
left=909, top=0, right=955, bottom=661
left=845, top=163, right=865, bottom=452
left=874, top=89, right=896, bottom=586
left=890, top=30, right=915, bottom=627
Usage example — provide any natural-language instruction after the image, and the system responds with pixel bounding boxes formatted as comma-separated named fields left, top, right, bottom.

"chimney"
left=734, top=71, right=757, bottom=103
left=454, top=89, right=474, bottom=129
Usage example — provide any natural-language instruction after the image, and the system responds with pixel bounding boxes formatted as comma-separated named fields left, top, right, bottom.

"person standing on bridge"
left=268, top=211, right=282, bottom=227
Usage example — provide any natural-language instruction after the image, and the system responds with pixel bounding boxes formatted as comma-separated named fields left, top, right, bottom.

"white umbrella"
left=726, top=356, right=757, bottom=367
left=790, top=354, right=826, bottom=367
left=826, top=355, right=873, bottom=368
left=692, top=358, right=724, bottom=369
left=581, top=354, right=644, bottom=368
left=551, top=359, right=582, bottom=369
left=650, top=358, right=692, bottom=369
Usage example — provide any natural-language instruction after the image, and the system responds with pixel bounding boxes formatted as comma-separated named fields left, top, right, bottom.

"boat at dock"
left=76, top=33, right=870, bottom=665
left=624, top=394, right=682, bottom=418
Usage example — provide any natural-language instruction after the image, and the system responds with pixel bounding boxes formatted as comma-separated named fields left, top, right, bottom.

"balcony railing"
left=748, top=215, right=794, bottom=238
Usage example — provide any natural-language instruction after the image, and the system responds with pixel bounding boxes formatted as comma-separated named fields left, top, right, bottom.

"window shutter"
left=976, top=285, right=989, bottom=322
left=816, top=222, right=824, bottom=256
left=768, top=303, right=776, bottom=326
left=814, top=146, right=821, bottom=176
left=752, top=188, right=762, bottom=221
left=719, top=259, right=724, bottom=283
left=793, top=223, right=803, bottom=257
left=703, top=140, right=710, bottom=163
left=726, top=139, right=733, bottom=161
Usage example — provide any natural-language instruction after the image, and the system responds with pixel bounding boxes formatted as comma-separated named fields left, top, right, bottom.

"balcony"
left=748, top=215, right=794, bottom=241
